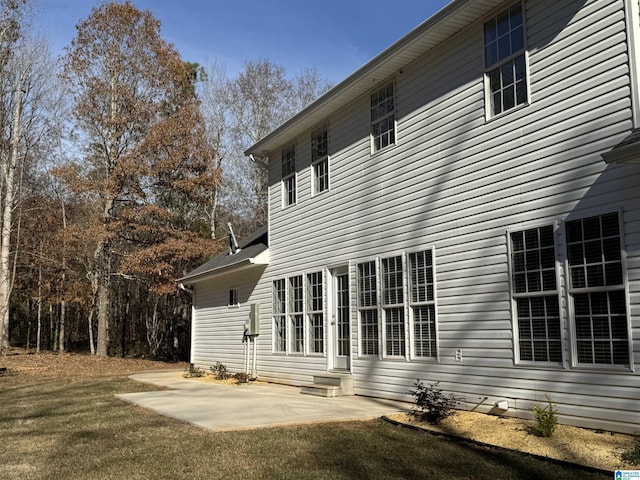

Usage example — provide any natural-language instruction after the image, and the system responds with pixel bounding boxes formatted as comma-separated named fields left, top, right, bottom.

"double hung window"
left=510, top=226, right=561, bottom=363
left=358, top=261, right=379, bottom=356
left=381, top=256, right=405, bottom=357
left=311, top=124, right=329, bottom=194
left=281, top=144, right=296, bottom=206
left=289, top=275, right=304, bottom=353
left=409, top=251, right=437, bottom=358
left=370, top=83, right=395, bottom=152
left=307, top=272, right=324, bottom=353
left=566, top=213, right=628, bottom=365
left=484, top=3, right=527, bottom=116
left=272, top=279, right=286, bottom=352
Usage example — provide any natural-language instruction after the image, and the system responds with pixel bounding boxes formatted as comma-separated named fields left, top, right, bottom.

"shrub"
left=532, top=394, right=558, bottom=437
left=234, top=372, right=249, bottom=384
left=210, top=362, right=232, bottom=380
left=410, top=379, right=461, bottom=425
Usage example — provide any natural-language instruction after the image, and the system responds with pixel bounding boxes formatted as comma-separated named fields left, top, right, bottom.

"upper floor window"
left=484, top=2, right=527, bottom=117
left=370, top=82, right=395, bottom=152
left=228, top=288, right=239, bottom=307
left=311, top=124, right=329, bottom=194
left=281, top=144, right=296, bottom=207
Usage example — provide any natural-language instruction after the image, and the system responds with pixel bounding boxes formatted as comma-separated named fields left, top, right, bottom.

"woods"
left=0, top=0, right=329, bottom=358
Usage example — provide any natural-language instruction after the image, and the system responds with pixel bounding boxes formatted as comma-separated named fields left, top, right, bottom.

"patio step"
left=301, top=373, right=354, bottom=397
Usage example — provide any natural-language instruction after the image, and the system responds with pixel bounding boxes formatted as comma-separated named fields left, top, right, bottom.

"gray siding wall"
left=259, top=0, right=640, bottom=433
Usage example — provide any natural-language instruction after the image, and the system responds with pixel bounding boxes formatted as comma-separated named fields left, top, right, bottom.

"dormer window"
left=484, top=2, right=528, bottom=117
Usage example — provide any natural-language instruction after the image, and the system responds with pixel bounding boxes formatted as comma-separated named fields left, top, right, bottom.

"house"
left=180, top=0, right=640, bottom=434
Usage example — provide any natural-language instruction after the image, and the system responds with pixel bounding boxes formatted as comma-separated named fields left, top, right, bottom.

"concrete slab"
left=116, top=371, right=411, bottom=432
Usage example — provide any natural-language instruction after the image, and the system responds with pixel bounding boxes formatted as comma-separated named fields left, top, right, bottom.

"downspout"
left=179, top=283, right=195, bottom=365
left=625, top=0, right=640, bottom=127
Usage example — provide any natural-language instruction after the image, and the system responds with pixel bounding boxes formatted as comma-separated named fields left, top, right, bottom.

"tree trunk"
left=58, top=197, right=67, bottom=353
left=0, top=76, right=23, bottom=351
left=36, top=259, right=41, bottom=353
left=87, top=305, right=95, bottom=355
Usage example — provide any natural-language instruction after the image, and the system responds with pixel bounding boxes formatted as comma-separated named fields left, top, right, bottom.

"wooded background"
left=0, top=0, right=329, bottom=359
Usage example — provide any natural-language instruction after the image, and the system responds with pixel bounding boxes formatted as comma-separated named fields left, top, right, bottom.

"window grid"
left=484, top=2, right=527, bottom=116
left=566, top=213, right=628, bottom=365
left=358, top=261, right=379, bottom=356
left=281, top=144, right=296, bottom=206
left=289, top=275, right=304, bottom=353
left=311, top=124, right=329, bottom=194
left=510, top=225, right=561, bottom=363
left=370, top=83, right=395, bottom=152
left=307, top=272, right=324, bottom=354
left=382, top=256, right=405, bottom=357
left=409, top=250, right=436, bottom=358
left=272, top=279, right=286, bottom=352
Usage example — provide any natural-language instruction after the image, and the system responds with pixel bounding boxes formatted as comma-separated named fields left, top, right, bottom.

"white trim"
left=625, top=0, right=640, bottom=127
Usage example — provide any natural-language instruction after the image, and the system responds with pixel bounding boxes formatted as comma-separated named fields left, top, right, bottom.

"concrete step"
left=301, top=373, right=354, bottom=397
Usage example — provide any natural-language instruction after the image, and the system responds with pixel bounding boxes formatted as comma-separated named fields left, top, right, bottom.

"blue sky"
left=33, top=0, right=451, bottom=84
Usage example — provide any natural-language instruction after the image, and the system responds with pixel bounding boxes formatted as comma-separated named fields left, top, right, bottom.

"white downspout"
left=625, top=0, right=640, bottom=127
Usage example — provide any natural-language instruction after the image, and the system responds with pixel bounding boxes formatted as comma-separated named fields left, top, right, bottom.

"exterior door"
left=332, top=269, right=350, bottom=370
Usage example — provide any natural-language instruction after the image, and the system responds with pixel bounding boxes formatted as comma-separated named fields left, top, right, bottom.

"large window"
left=370, top=82, right=395, bottom=152
left=566, top=213, right=628, bottom=365
left=311, top=124, right=329, bottom=194
left=358, top=261, right=379, bottom=356
left=510, top=225, right=561, bottom=363
left=272, top=274, right=325, bottom=355
left=307, top=272, right=324, bottom=354
left=281, top=144, right=296, bottom=207
left=382, top=256, right=405, bottom=357
left=272, top=279, right=286, bottom=352
left=484, top=2, right=527, bottom=116
left=357, top=250, right=437, bottom=359
left=409, top=250, right=437, bottom=358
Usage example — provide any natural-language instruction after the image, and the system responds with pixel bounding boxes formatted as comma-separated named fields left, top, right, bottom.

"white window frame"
left=311, top=123, right=330, bottom=196
left=408, top=249, right=438, bottom=360
left=370, top=81, right=396, bottom=154
left=228, top=288, right=239, bottom=307
left=381, top=254, right=407, bottom=358
left=357, top=259, right=380, bottom=357
left=307, top=271, right=325, bottom=354
left=507, top=223, right=563, bottom=365
left=563, top=210, right=632, bottom=369
left=272, top=279, right=287, bottom=353
left=281, top=144, right=297, bottom=207
left=289, top=275, right=304, bottom=354
left=483, top=1, right=529, bottom=119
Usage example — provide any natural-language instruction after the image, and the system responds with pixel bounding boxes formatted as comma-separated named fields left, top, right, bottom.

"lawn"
left=0, top=352, right=611, bottom=480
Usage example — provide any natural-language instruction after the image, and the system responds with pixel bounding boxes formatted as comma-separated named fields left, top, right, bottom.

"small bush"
left=533, top=394, right=558, bottom=437
left=210, top=362, right=232, bottom=380
left=234, top=372, right=249, bottom=384
left=410, top=379, right=461, bottom=425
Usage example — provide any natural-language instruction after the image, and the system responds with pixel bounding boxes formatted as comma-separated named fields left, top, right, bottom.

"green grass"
left=0, top=374, right=610, bottom=480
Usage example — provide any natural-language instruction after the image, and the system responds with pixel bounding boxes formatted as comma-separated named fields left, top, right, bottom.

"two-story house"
left=180, top=0, right=640, bottom=433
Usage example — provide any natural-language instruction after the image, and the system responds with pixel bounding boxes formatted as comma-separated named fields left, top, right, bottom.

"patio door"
left=331, top=268, right=350, bottom=370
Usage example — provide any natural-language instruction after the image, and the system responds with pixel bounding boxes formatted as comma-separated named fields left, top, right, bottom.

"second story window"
left=484, top=2, right=527, bottom=117
left=371, top=82, right=395, bottom=152
left=281, top=144, right=296, bottom=207
left=311, top=124, right=329, bottom=194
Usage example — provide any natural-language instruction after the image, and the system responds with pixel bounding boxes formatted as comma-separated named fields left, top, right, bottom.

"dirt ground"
left=387, top=411, right=638, bottom=472
left=2, top=348, right=637, bottom=473
left=0, top=347, right=187, bottom=378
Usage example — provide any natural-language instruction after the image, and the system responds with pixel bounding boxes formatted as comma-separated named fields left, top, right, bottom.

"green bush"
left=410, top=379, right=461, bottom=425
left=533, top=394, right=558, bottom=437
